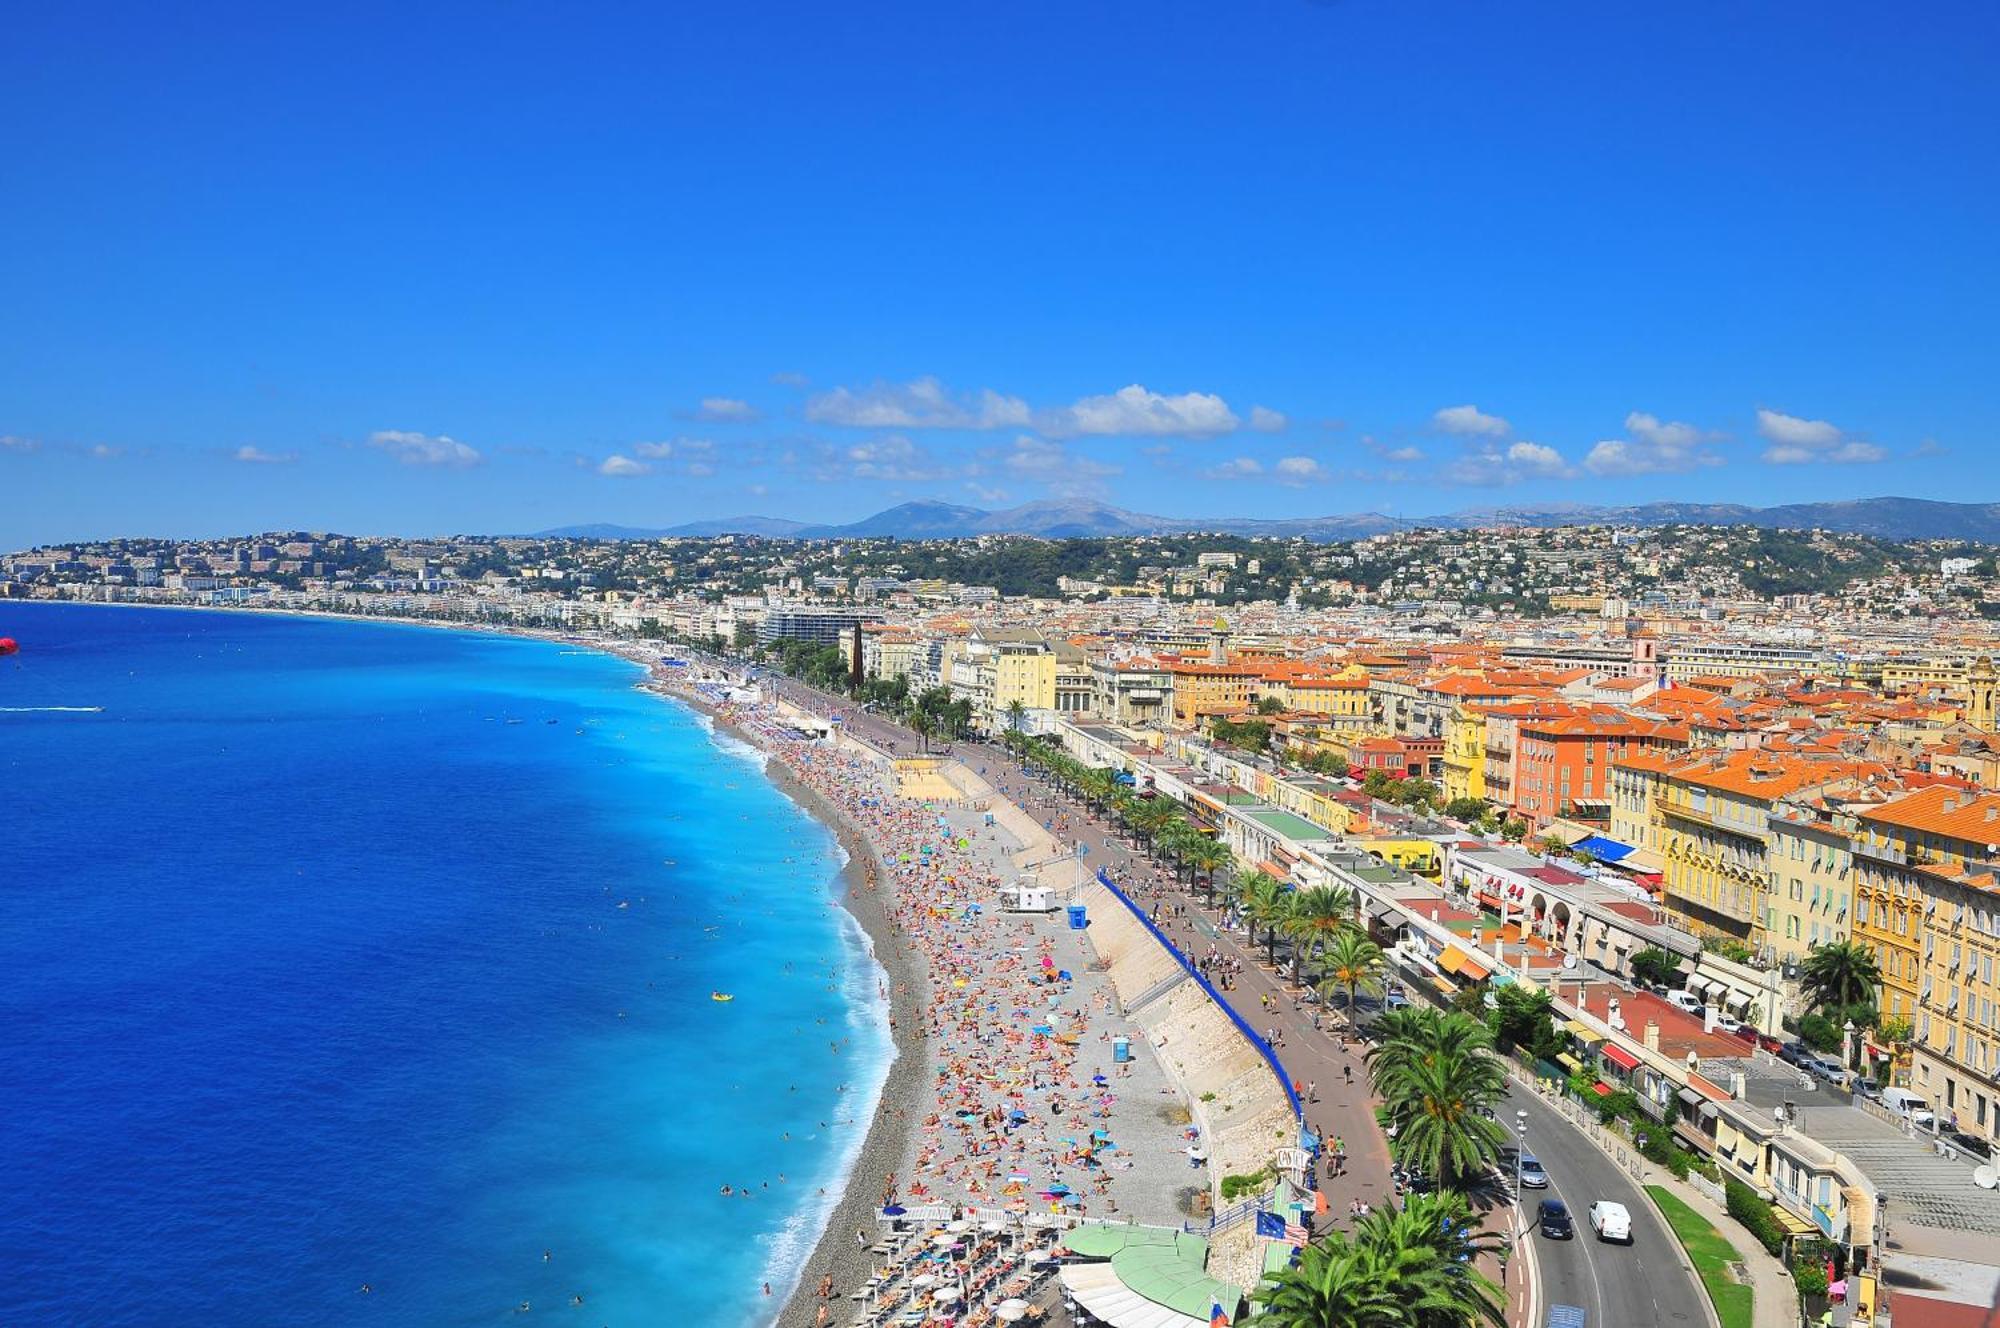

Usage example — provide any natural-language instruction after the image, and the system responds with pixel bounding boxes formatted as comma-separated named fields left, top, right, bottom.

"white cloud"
left=805, top=377, right=1031, bottom=430
left=692, top=396, right=761, bottom=423
left=1039, top=384, right=1238, bottom=438
left=0, top=434, right=41, bottom=452
left=233, top=445, right=296, bottom=465
left=89, top=443, right=121, bottom=459
left=804, top=376, right=1248, bottom=439
left=1204, top=456, right=1264, bottom=480
left=1432, top=404, right=1511, bottom=437
left=965, top=482, right=1011, bottom=504
left=770, top=371, right=810, bottom=388
left=840, top=434, right=955, bottom=482
left=1444, top=440, right=1575, bottom=486
left=1274, top=456, right=1326, bottom=486
left=599, top=455, right=650, bottom=477
left=997, top=436, right=1121, bottom=497
left=1583, top=411, right=1721, bottom=476
left=1756, top=408, right=1841, bottom=448
left=1249, top=405, right=1288, bottom=433
left=369, top=430, right=482, bottom=469
left=1756, top=408, right=1884, bottom=464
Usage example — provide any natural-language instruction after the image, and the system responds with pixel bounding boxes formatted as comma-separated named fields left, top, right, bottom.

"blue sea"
left=0, top=602, right=890, bottom=1328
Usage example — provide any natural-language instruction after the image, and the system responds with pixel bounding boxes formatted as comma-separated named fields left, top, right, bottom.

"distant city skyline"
left=3, top=2, right=1994, bottom=547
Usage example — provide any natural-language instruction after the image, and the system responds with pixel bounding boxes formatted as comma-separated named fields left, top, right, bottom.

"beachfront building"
left=945, top=627, right=1093, bottom=733
left=1855, top=786, right=2000, bottom=1136
left=1165, top=659, right=1257, bottom=724
left=1511, top=711, right=1687, bottom=828
left=1762, top=792, right=1860, bottom=967
left=1086, top=656, right=1174, bottom=727
left=756, top=606, right=871, bottom=648
left=1614, top=750, right=1881, bottom=944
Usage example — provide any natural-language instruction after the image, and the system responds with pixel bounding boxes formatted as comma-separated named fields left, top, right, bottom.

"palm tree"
left=1157, top=820, right=1200, bottom=883
left=1284, top=885, right=1357, bottom=981
left=909, top=710, right=933, bottom=755
left=1356, top=1193, right=1505, bottom=1328
left=1239, top=871, right=1291, bottom=966
left=1320, top=929, right=1386, bottom=1027
left=1255, top=1191, right=1503, bottom=1328
left=1005, top=698, right=1027, bottom=734
left=1801, top=940, right=1882, bottom=1013
left=1255, top=1233, right=1405, bottom=1328
left=1369, top=1010, right=1508, bottom=1190
left=1186, top=836, right=1232, bottom=903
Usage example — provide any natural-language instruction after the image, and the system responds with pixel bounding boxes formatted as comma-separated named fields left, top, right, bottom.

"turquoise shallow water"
left=0, top=602, right=889, bottom=1327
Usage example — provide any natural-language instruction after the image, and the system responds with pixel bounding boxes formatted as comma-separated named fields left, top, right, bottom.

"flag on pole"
left=1284, top=1220, right=1309, bottom=1248
left=1254, top=1209, right=1285, bottom=1239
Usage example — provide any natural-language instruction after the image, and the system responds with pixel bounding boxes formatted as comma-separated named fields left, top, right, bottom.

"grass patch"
left=1646, top=1185, right=1753, bottom=1328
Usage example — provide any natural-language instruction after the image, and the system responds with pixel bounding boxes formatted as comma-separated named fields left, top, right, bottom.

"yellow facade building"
left=1856, top=786, right=2000, bottom=1136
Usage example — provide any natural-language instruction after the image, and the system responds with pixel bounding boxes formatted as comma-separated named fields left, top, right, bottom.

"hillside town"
left=16, top=523, right=2000, bottom=1319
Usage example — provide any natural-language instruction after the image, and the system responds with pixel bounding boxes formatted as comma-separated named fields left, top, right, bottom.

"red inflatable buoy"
left=0, top=638, right=17, bottom=656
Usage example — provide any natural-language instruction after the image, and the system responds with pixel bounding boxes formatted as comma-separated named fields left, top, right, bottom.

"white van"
left=1881, top=1088, right=1935, bottom=1127
left=1589, top=1200, right=1633, bottom=1243
left=1665, top=990, right=1704, bottom=1014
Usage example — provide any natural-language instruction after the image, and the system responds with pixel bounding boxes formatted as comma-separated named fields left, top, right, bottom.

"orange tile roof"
left=1859, top=785, right=2000, bottom=845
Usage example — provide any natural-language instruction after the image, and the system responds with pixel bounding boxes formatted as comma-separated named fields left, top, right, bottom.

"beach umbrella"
left=882, top=1204, right=908, bottom=1217
left=996, top=1300, right=1029, bottom=1321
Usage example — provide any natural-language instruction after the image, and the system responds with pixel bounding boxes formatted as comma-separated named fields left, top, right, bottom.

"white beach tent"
left=1000, top=881, right=1056, bottom=913
left=1057, top=1261, right=1213, bottom=1328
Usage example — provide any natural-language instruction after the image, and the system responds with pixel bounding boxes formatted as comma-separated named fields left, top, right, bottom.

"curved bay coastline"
left=37, top=601, right=920, bottom=1326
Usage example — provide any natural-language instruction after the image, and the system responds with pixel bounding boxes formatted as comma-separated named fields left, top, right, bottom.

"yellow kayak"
left=711, top=992, right=734, bottom=1002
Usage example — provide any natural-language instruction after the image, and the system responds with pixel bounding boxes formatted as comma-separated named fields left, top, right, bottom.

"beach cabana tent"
left=1058, top=1224, right=1243, bottom=1328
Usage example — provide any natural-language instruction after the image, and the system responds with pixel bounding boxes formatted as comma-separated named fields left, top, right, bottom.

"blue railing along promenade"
left=1091, top=868, right=1304, bottom=1124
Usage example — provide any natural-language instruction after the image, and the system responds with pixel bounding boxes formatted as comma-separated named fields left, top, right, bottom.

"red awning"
left=1601, top=1044, right=1640, bottom=1072
left=1590, top=1082, right=1613, bottom=1097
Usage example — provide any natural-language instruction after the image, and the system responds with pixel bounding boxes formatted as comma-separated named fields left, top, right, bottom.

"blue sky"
left=2, top=2, right=1994, bottom=546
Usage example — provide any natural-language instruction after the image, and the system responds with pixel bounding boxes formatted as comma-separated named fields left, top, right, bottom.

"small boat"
left=711, top=992, right=734, bottom=1003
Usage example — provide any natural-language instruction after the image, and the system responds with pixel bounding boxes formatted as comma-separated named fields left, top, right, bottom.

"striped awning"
left=1437, top=948, right=1470, bottom=976
left=1564, top=1019, right=1604, bottom=1045
left=1556, top=1053, right=1584, bottom=1073
left=1602, top=1044, right=1640, bottom=1072
left=1459, top=954, right=1492, bottom=981
left=1431, top=975, right=1457, bottom=996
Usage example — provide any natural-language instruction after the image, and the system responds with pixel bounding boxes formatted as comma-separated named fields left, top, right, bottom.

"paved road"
left=706, top=659, right=1713, bottom=1328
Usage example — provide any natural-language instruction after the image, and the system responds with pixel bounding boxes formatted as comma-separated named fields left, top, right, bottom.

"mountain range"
left=535, top=496, right=2000, bottom=544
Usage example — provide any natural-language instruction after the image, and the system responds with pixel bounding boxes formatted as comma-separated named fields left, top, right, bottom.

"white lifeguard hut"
left=999, top=881, right=1056, bottom=914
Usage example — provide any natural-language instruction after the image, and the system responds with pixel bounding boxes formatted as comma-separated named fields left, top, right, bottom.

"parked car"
left=1384, top=986, right=1411, bottom=1011
left=1714, top=1012, right=1744, bottom=1034
left=1665, top=990, right=1704, bottom=1014
left=1807, top=1057, right=1848, bottom=1085
left=1517, top=1153, right=1550, bottom=1189
left=1948, top=1131, right=1995, bottom=1160
left=1854, top=1080, right=1883, bottom=1102
left=1589, top=1200, right=1633, bottom=1243
left=1538, top=1199, right=1575, bottom=1240
left=1777, top=1042, right=1813, bottom=1067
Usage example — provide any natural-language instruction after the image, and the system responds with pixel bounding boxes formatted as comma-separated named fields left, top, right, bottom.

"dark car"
left=1778, top=1042, right=1813, bottom=1067
left=1538, top=1199, right=1575, bottom=1240
left=1949, top=1132, right=1995, bottom=1160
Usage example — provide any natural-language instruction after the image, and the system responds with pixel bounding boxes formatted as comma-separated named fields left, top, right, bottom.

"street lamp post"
left=1514, top=1110, right=1528, bottom=1205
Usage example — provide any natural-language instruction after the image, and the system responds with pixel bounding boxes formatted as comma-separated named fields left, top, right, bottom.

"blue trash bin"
left=1066, top=904, right=1088, bottom=930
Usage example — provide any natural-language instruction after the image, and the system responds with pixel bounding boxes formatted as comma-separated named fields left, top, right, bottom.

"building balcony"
left=1656, top=797, right=1762, bottom=838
